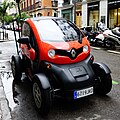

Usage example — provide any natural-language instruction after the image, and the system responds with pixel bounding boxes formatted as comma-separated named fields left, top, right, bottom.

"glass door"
left=109, top=9, right=117, bottom=28
left=118, top=8, right=120, bottom=26
left=109, top=8, right=120, bottom=28
left=89, top=10, right=99, bottom=30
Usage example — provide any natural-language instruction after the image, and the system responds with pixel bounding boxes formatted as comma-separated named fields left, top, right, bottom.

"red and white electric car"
left=11, top=17, right=112, bottom=115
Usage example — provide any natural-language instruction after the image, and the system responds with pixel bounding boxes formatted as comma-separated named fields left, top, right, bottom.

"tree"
left=0, top=0, right=15, bottom=24
left=4, top=14, right=14, bottom=24
left=15, top=12, right=30, bottom=21
left=0, top=0, right=15, bottom=39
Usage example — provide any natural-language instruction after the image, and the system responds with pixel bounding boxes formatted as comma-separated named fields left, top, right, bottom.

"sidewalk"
left=0, top=38, right=14, bottom=120
left=0, top=29, right=19, bottom=42
left=0, top=77, right=12, bottom=120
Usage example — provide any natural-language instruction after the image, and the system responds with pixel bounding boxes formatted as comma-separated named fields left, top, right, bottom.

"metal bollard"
left=0, top=32, right=3, bottom=40
left=5, top=33, right=8, bottom=39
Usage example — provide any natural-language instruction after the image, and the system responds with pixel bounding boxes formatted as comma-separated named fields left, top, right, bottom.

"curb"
left=0, top=39, right=14, bottom=42
left=0, top=77, right=12, bottom=120
left=91, top=46, right=120, bottom=55
left=107, top=50, right=120, bottom=55
left=91, top=46, right=101, bottom=50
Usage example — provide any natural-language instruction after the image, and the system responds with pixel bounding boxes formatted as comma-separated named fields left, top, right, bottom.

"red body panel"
left=40, top=38, right=90, bottom=64
left=21, top=18, right=90, bottom=64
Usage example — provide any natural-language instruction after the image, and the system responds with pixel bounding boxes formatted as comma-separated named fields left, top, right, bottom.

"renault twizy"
left=11, top=17, right=112, bottom=115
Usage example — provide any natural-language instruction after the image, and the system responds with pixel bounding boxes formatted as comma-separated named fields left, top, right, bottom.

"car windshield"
left=34, top=18, right=81, bottom=42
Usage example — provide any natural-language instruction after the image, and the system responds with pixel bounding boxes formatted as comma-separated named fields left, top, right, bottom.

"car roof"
left=29, top=16, right=65, bottom=21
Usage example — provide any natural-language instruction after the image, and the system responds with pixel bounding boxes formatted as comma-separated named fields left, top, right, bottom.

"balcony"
left=21, top=2, right=41, bottom=13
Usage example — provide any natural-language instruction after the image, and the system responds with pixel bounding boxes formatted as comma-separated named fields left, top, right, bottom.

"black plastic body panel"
left=33, top=73, right=51, bottom=90
left=92, top=62, right=111, bottom=74
left=43, top=54, right=95, bottom=91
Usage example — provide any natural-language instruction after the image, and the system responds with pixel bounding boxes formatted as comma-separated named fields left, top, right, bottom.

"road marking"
left=91, top=46, right=120, bottom=55
left=91, top=46, right=101, bottom=50
left=0, top=60, right=10, bottom=62
left=107, top=50, right=120, bottom=55
left=74, top=114, right=112, bottom=120
left=112, top=80, right=119, bottom=85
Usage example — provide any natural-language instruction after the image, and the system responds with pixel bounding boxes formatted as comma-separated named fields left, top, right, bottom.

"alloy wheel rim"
left=33, top=82, right=42, bottom=109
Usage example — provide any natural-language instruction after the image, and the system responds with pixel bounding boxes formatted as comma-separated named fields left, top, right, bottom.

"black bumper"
left=44, top=54, right=95, bottom=91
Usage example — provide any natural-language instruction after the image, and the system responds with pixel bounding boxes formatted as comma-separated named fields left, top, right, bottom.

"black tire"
left=94, top=68, right=112, bottom=95
left=32, top=76, right=51, bottom=116
left=11, top=56, right=22, bottom=84
left=105, top=38, right=116, bottom=50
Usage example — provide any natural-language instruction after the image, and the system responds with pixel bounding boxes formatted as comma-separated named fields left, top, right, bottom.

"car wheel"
left=11, top=56, right=22, bottom=84
left=95, top=67, right=112, bottom=95
left=32, top=76, right=51, bottom=116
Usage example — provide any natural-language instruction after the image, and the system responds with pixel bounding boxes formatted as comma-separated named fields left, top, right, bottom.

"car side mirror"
left=18, top=36, right=31, bottom=49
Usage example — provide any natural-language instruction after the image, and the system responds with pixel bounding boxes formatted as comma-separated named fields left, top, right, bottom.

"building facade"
left=108, top=0, right=120, bottom=28
left=82, top=0, right=120, bottom=29
left=58, top=0, right=120, bottom=29
left=6, top=0, right=119, bottom=29
left=20, top=0, right=58, bottom=17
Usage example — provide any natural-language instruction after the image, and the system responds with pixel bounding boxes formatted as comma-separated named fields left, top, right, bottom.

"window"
left=64, top=0, right=70, bottom=4
left=22, top=22, right=37, bottom=51
left=109, top=8, right=120, bottom=28
left=89, top=10, right=99, bottom=30
left=22, top=22, right=30, bottom=37
left=30, top=30, right=38, bottom=51
left=34, top=19, right=81, bottom=42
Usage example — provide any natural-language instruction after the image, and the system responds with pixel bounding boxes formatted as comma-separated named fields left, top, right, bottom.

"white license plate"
left=74, top=87, right=93, bottom=99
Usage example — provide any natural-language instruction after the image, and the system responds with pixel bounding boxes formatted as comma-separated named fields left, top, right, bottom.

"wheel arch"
left=92, top=62, right=111, bottom=74
left=33, top=73, right=51, bottom=90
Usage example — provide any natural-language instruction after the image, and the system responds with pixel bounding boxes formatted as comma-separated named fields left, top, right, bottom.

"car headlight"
left=83, top=45, right=88, bottom=52
left=48, top=49, right=55, bottom=58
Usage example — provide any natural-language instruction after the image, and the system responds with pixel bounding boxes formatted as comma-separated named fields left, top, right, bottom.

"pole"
left=14, top=0, right=21, bottom=54
left=13, top=21, right=19, bottom=55
left=17, top=2, right=21, bottom=38
left=14, top=0, right=21, bottom=38
left=73, top=0, right=76, bottom=24
left=17, top=2, right=21, bottom=20
left=14, top=0, right=21, bottom=17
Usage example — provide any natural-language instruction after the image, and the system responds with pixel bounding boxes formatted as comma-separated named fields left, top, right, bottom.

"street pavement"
left=0, top=48, right=13, bottom=119
left=0, top=74, right=12, bottom=120
left=0, top=30, right=120, bottom=120
left=0, top=29, right=18, bottom=120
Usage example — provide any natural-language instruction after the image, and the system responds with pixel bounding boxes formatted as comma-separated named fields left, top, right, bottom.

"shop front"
left=62, top=8, right=73, bottom=21
left=87, top=1, right=99, bottom=30
left=76, top=3, right=82, bottom=28
left=108, top=0, right=120, bottom=28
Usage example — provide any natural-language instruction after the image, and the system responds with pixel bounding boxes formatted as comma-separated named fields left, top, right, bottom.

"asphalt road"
left=0, top=41, right=120, bottom=120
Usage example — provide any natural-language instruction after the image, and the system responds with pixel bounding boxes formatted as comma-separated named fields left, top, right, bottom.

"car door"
left=21, top=22, right=31, bottom=58
left=21, top=21, right=39, bottom=73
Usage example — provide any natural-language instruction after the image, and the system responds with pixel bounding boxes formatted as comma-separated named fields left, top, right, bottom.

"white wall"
left=82, top=2, right=87, bottom=27
left=58, top=0, right=64, bottom=17
left=99, top=0, right=108, bottom=28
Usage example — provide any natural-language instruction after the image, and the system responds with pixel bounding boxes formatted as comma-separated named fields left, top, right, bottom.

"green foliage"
left=4, top=14, right=14, bottom=23
left=0, top=0, right=15, bottom=23
left=15, top=12, right=30, bottom=21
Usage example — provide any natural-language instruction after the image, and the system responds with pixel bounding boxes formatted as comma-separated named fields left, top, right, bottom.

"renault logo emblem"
left=71, top=49, right=76, bottom=58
